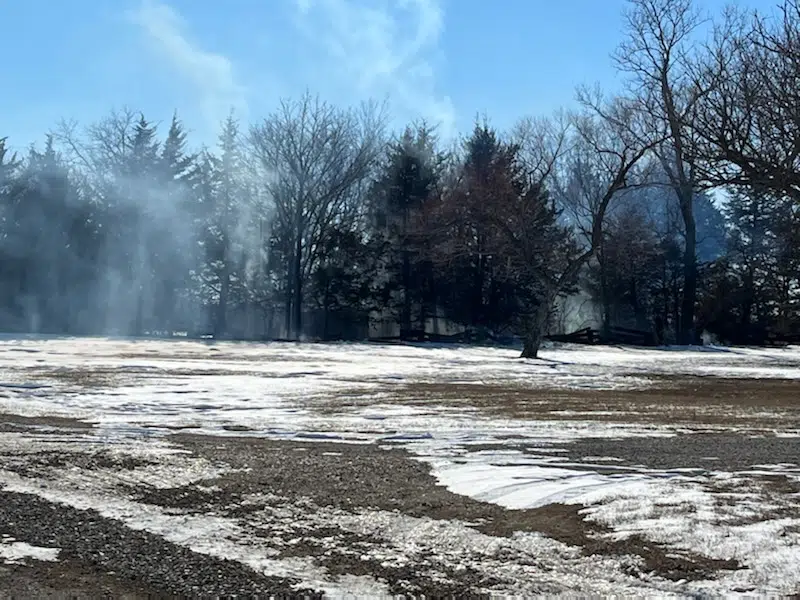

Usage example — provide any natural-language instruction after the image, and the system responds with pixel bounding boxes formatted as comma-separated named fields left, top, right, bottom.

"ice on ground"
left=0, top=535, right=60, bottom=564
left=425, top=445, right=800, bottom=594
left=429, top=456, right=652, bottom=509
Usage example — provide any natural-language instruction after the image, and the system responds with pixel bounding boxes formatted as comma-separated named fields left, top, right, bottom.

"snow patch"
left=0, top=536, right=60, bottom=564
left=576, top=475, right=800, bottom=596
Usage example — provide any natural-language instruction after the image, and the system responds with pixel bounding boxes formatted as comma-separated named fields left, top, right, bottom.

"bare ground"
left=0, top=429, right=741, bottom=598
left=166, top=434, right=742, bottom=584
left=0, top=558, right=155, bottom=600
left=0, top=490, right=322, bottom=599
left=316, top=376, right=800, bottom=429
left=0, top=414, right=92, bottom=432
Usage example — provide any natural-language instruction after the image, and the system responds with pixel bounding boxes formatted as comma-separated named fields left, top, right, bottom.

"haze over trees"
left=2, top=0, right=799, bottom=357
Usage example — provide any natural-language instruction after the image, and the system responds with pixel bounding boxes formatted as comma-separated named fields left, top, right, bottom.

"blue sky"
left=1, top=0, right=765, bottom=152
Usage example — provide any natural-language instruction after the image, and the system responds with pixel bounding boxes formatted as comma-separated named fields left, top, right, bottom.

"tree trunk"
left=400, top=248, right=412, bottom=339
left=216, top=262, right=229, bottom=339
left=680, top=197, right=697, bottom=345
left=133, top=287, right=144, bottom=337
left=216, top=233, right=230, bottom=339
left=399, top=207, right=413, bottom=340
left=418, top=269, right=428, bottom=338
left=322, top=279, right=331, bottom=341
left=520, top=301, right=551, bottom=359
left=284, top=262, right=292, bottom=338
left=673, top=276, right=681, bottom=343
left=521, top=326, right=544, bottom=359
left=630, top=278, right=647, bottom=331
left=474, top=239, right=485, bottom=326
left=292, top=234, right=303, bottom=339
left=741, top=272, right=753, bottom=337
left=599, top=245, right=612, bottom=338
left=160, top=280, right=176, bottom=334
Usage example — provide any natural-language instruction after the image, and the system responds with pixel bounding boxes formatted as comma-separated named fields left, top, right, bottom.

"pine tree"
left=724, top=188, right=800, bottom=338
left=194, top=114, right=248, bottom=338
left=0, top=137, right=19, bottom=186
left=370, top=123, right=443, bottom=338
left=438, top=122, right=515, bottom=335
left=435, top=122, right=579, bottom=357
left=153, top=113, right=197, bottom=333
left=0, top=138, right=25, bottom=330
left=129, top=114, right=160, bottom=178
left=0, top=136, right=87, bottom=332
left=123, top=114, right=161, bottom=335
left=160, top=113, right=195, bottom=183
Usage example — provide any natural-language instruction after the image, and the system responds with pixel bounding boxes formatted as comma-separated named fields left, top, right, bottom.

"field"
left=1, top=337, right=799, bottom=598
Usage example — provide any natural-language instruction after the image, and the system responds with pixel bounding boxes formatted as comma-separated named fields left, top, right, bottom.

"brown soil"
left=0, top=450, right=156, bottom=480
left=0, top=414, right=93, bottom=433
left=562, top=433, right=800, bottom=472
left=313, top=377, right=800, bottom=429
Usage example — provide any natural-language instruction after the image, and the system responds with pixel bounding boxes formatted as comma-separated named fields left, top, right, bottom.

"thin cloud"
left=293, top=0, right=456, bottom=138
left=127, top=0, right=248, bottom=129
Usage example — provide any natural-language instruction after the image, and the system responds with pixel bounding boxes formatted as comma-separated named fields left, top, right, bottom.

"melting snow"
left=1, top=337, right=800, bottom=594
left=577, top=475, right=800, bottom=596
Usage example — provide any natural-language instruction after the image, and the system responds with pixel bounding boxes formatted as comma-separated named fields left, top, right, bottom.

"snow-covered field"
left=1, top=336, right=799, bottom=596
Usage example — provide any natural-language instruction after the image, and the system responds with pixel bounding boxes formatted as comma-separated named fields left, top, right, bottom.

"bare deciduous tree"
left=694, top=1, right=800, bottom=201
left=250, top=93, right=386, bottom=338
left=615, top=0, right=709, bottom=344
left=550, top=94, right=655, bottom=330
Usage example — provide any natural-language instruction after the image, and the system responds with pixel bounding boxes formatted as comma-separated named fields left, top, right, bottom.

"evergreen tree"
left=308, top=226, right=380, bottom=339
left=0, top=136, right=90, bottom=332
left=195, top=114, right=249, bottom=338
left=152, top=113, right=197, bottom=333
left=436, top=123, right=580, bottom=357
left=435, top=122, right=516, bottom=336
left=722, top=187, right=800, bottom=339
left=370, top=123, right=443, bottom=338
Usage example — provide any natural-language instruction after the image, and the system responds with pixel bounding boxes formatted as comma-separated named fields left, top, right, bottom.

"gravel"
left=0, top=490, right=323, bottom=599
left=563, top=433, right=800, bottom=472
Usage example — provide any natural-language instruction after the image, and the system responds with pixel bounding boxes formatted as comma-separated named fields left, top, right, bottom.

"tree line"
left=1, top=0, right=799, bottom=357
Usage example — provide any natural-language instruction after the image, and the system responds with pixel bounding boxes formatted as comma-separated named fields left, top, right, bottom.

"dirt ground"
left=167, top=434, right=742, bottom=585
left=313, top=376, right=800, bottom=430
